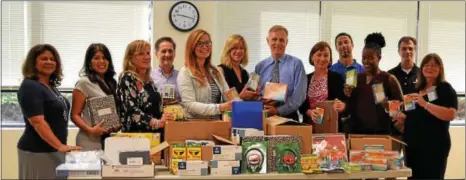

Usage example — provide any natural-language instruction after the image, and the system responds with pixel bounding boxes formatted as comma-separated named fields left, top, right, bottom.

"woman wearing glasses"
left=177, top=29, right=232, bottom=119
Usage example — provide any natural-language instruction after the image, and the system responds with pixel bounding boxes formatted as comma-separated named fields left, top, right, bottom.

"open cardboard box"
left=348, top=134, right=407, bottom=151
left=315, top=100, right=339, bottom=133
left=265, top=115, right=313, bottom=154
left=164, top=120, right=232, bottom=166
left=102, top=141, right=169, bottom=178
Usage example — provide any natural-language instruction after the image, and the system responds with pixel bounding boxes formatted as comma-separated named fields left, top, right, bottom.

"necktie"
left=272, top=59, right=280, bottom=83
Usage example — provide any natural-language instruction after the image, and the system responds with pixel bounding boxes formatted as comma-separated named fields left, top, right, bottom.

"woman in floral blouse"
left=116, top=40, right=174, bottom=134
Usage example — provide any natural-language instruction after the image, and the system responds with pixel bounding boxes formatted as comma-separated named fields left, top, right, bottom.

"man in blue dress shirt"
left=329, top=32, right=365, bottom=80
left=254, top=25, right=307, bottom=121
left=151, top=37, right=181, bottom=105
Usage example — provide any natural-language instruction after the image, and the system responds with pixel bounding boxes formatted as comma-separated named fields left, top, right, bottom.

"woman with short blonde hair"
left=177, top=29, right=232, bottom=119
left=218, top=34, right=259, bottom=100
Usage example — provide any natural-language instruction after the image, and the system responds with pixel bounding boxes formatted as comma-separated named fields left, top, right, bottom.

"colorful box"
left=315, top=107, right=324, bottom=124
left=186, top=143, right=202, bottom=160
left=163, top=104, right=185, bottom=121
left=241, top=138, right=268, bottom=174
left=301, top=154, right=322, bottom=174
left=345, top=69, right=358, bottom=87
left=171, top=143, right=187, bottom=160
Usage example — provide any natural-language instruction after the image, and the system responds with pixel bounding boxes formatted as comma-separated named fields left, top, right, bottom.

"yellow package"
left=163, top=104, right=185, bottom=121
left=301, top=154, right=322, bottom=174
left=171, top=143, right=187, bottom=160
left=186, top=143, right=202, bottom=160
left=170, top=158, right=182, bottom=175
left=110, top=133, right=160, bottom=147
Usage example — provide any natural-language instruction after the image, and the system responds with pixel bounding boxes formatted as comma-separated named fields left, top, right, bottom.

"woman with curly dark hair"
left=344, top=33, right=404, bottom=137
left=17, top=44, right=81, bottom=179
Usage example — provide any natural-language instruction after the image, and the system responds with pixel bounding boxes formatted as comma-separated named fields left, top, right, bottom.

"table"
left=70, top=166, right=412, bottom=180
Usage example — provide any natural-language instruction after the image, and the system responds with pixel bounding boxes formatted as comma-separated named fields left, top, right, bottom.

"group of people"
left=16, top=25, right=457, bottom=180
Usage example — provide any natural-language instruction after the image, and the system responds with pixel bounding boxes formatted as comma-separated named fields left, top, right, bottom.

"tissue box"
left=56, top=163, right=101, bottom=177
left=212, top=145, right=242, bottom=161
left=232, top=128, right=264, bottom=144
left=210, top=160, right=241, bottom=175
left=178, top=160, right=209, bottom=176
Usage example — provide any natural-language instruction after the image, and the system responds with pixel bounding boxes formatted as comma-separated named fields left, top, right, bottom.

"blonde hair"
left=220, top=34, right=249, bottom=68
left=185, top=29, right=222, bottom=87
left=121, top=40, right=152, bottom=82
left=268, top=25, right=288, bottom=36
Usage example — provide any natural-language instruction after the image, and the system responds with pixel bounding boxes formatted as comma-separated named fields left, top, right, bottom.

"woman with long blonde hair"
left=116, top=40, right=174, bottom=135
left=218, top=34, right=259, bottom=100
left=177, top=29, right=232, bottom=119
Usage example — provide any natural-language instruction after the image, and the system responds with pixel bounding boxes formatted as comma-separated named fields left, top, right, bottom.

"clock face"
left=169, top=1, right=199, bottom=32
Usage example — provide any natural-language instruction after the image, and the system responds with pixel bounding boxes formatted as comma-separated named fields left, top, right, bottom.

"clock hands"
left=176, top=14, right=195, bottom=20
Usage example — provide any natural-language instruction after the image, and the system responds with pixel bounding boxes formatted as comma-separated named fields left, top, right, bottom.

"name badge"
left=427, top=87, right=438, bottom=102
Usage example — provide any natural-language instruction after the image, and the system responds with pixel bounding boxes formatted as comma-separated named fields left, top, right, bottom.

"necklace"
left=46, top=85, right=69, bottom=122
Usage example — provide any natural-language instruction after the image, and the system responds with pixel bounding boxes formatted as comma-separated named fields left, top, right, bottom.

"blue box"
left=232, top=101, right=263, bottom=130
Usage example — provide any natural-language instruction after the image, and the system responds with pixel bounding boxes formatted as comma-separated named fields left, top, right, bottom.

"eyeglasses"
left=196, top=41, right=212, bottom=47
left=424, top=64, right=440, bottom=68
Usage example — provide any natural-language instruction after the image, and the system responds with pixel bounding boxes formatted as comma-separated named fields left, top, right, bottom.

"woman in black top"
left=117, top=40, right=174, bottom=134
left=397, top=53, right=458, bottom=179
left=17, top=44, right=81, bottom=179
left=298, top=41, right=347, bottom=132
left=218, top=34, right=259, bottom=100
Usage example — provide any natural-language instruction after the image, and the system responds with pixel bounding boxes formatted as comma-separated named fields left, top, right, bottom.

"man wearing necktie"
left=254, top=25, right=307, bottom=121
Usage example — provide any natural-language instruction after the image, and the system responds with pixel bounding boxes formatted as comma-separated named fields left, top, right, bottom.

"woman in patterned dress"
left=116, top=40, right=174, bottom=135
left=299, top=41, right=347, bottom=132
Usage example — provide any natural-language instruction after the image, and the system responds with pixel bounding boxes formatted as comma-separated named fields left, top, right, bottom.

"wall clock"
left=169, top=1, right=199, bottom=32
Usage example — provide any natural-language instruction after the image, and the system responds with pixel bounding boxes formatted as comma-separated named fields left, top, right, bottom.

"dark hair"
left=80, top=43, right=117, bottom=95
left=309, top=41, right=333, bottom=68
left=397, top=36, right=417, bottom=50
left=22, top=44, right=63, bottom=86
left=155, top=36, right=176, bottom=52
left=335, top=32, right=354, bottom=48
left=364, top=32, right=386, bottom=58
left=416, top=53, right=446, bottom=90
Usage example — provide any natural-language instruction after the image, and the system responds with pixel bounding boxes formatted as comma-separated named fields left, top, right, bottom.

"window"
left=1, top=1, right=152, bottom=127
left=321, top=1, right=418, bottom=71
left=214, top=1, right=320, bottom=74
left=419, top=1, right=465, bottom=94
left=1, top=90, right=73, bottom=127
left=1, top=1, right=152, bottom=89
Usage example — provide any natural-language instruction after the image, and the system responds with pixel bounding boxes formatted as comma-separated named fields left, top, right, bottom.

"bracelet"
left=425, top=102, right=431, bottom=111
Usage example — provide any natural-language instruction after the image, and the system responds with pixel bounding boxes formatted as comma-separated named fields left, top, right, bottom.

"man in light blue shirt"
left=151, top=37, right=181, bottom=104
left=329, top=32, right=365, bottom=80
left=254, top=25, right=307, bottom=121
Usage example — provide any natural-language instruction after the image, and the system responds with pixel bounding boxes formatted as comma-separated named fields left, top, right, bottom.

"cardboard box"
left=266, top=116, right=313, bottom=154
left=101, top=165, right=154, bottom=177
left=164, top=120, right=232, bottom=166
left=314, top=101, right=339, bottom=133
left=210, top=160, right=241, bottom=175
left=348, top=134, right=407, bottom=151
left=178, top=160, right=209, bottom=176
left=165, top=120, right=231, bottom=142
